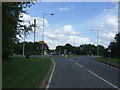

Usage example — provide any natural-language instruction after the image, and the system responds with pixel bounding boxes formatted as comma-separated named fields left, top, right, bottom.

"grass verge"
left=96, top=57, right=120, bottom=65
left=2, top=57, right=52, bottom=88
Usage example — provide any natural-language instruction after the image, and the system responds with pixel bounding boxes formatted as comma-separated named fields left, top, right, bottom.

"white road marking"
left=70, top=58, right=119, bottom=89
left=46, top=58, right=56, bottom=90
left=78, top=64, right=83, bottom=68
left=88, top=70, right=120, bottom=89
left=70, top=59, right=83, bottom=68
left=70, top=59, right=74, bottom=62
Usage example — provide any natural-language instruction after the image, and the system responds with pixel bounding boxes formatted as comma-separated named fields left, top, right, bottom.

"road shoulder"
left=39, top=58, right=54, bottom=88
left=90, top=57, right=120, bottom=69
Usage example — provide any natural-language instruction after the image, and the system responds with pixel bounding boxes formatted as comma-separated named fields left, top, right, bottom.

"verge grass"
left=96, top=57, right=120, bottom=65
left=2, top=57, right=51, bottom=88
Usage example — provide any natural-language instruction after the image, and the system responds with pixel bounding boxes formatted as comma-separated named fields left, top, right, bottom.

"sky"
left=18, top=2, right=118, bottom=49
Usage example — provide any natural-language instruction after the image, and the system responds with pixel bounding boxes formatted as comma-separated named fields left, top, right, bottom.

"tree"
left=104, top=33, right=120, bottom=58
left=64, top=43, right=74, bottom=54
left=79, top=44, right=97, bottom=55
left=56, top=45, right=64, bottom=54
left=109, top=33, right=120, bottom=58
left=2, top=2, right=34, bottom=61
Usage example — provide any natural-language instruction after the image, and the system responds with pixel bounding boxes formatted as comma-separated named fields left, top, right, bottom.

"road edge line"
left=46, top=58, right=56, bottom=89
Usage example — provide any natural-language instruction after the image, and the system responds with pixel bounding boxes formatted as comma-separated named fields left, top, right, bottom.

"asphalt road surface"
left=48, top=56, right=120, bottom=89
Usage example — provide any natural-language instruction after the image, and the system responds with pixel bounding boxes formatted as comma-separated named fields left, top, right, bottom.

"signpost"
left=39, top=41, right=44, bottom=44
left=108, top=49, right=111, bottom=60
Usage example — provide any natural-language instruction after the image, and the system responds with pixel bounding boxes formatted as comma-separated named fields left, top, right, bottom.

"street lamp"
left=23, top=30, right=26, bottom=56
left=42, top=13, right=54, bottom=56
left=90, top=29, right=99, bottom=57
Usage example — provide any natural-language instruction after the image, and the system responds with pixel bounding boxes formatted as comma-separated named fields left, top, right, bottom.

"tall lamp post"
left=33, top=19, right=36, bottom=57
left=23, top=29, right=26, bottom=56
left=91, top=29, right=99, bottom=57
left=42, top=13, right=54, bottom=56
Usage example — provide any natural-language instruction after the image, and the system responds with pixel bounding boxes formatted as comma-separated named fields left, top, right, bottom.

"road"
left=48, top=56, right=120, bottom=89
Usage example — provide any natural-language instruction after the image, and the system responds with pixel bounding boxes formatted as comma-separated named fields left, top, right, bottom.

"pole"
left=109, top=52, right=110, bottom=60
left=42, top=13, right=54, bottom=58
left=42, top=14, right=45, bottom=58
left=97, top=29, right=99, bottom=57
left=34, top=19, right=36, bottom=57
left=23, top=30, right=25, bottom=56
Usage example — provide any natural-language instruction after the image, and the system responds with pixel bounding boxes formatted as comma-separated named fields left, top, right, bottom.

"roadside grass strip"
left=2, top=57, right=52, bottom=88
left=96, top=57, right=120, bottom=65
left=46, top=58, right=56, bottom=89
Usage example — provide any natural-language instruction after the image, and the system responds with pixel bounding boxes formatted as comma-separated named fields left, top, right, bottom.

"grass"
left=2, top=56, right=52, bottom=88
left=96, top=57, right=120, bottom=65
left=48, top=54, right=80, bottom=58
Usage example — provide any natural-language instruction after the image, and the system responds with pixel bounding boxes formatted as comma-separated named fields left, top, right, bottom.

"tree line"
left=13, top=42, right=49, bottom=55
left=55, top=33, right=120, bottom=59
left=55, top=44, right=105, bottom=56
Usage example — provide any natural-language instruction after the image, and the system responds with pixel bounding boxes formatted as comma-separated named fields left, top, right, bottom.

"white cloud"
left=43, top=25, right=91, bottom=49
left=52, top=25, right=80, bottom=35
left=19, top=13, right=49, bottom=32
left=59, top=7, right=70, bottom=11
left=87, top=5, right=118, bottom=48
left=18, top=4, right=118, bottom=49
left=19, top=13, right=33, bottom=22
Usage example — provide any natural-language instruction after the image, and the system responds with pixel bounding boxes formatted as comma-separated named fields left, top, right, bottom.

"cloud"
left=19, top=13, right=33, bottom=22
left=52, top=25, right=80, bottom=35
left=43, top=25, right=91, bottom=49
left=87, top=5, right=118, bottom=47
left=18, top=4, right=118, bottom=49
left=19, top=13, right=49, bottom=32
left=59, top=7, right=70, bottom=11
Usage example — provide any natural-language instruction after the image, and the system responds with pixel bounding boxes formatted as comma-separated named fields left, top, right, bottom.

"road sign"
left=39, top=41, right=44, bottom=44
left=44, top=44, right=48, bottom=49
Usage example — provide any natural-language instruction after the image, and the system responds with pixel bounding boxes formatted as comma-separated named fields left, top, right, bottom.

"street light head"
left=51, top=13, right=54, bottom=15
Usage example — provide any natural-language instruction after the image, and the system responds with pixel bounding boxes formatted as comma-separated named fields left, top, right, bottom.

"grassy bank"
left=96, top=57, right=120, bottom=65
left=2, top=57, right=52, bottom=88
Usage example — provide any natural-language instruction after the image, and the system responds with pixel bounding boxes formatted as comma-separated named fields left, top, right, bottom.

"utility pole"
left=23, top=30, right=25, bottom=56
left=90, top=29, right=99, bottom=57
left=42, top=13, right=54, bottom=58
left=34, top=19, right=36, bottom=57
left=42, top=14, right=45, bottom=58
left=97, top=29, right=99, bottom=57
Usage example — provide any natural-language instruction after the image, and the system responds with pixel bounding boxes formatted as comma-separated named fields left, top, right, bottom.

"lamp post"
left=91, top=29, right=99, bottom=57
left=23, top=29, right=26, bottom=56
left=33, top=19, right=36, bottom=57
left=42, top=13, right=54, bottom=57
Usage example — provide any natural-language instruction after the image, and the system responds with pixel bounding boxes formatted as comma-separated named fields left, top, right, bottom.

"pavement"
left=47, top=56, right=120, bottom=89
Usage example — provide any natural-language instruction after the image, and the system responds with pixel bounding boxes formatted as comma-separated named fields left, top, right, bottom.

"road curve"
left=48, top=56, right=120, bottom=89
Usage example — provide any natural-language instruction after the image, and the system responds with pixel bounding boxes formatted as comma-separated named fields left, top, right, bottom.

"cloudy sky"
left=19, top=2, right=118, bottom=49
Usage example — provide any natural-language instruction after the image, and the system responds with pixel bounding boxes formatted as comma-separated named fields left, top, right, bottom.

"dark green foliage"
left=64, top=43, right=74, bottom=54
left=107, top=33, right=120, bottom=58
left=56, top=45, right=64, bottom=54
left=79, top=44, right=97, bottom=55
left=55, top=43, right=105, bottom=56
left=2, top=2, right=34, bottom=61
left=13, top=42, right=49, bottom=55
